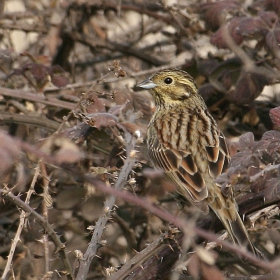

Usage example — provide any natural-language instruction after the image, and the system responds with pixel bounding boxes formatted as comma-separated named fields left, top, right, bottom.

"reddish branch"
left=5, top=139, right=275, bottom=274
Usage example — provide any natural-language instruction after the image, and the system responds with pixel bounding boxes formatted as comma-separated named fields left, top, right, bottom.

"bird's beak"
left=136, top=78, right=157, bottom=89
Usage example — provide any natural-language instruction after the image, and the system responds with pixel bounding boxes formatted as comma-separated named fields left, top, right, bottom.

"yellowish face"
left=137, top=69, right=198, bottom=105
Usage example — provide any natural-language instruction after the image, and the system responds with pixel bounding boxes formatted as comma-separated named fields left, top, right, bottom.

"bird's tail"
left=208, top=186, right=257, bottom=256
left=214, top=206, right=257, bottom=256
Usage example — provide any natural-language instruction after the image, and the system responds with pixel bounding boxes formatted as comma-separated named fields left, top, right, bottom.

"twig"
left=70, top=2, right=173, bottom=25
left=0, top=112, right=60, bottom=131
left=0, top=188, right=75, bottom=280
left=221, top=23, right=254, bottom=71
left=107, top=230, right=180, bottom=280
left=226, top=275, right=276, bottom=280
left=221, top=22, right=280, bottom=82
left=54, top=72, right=112, bottom=134
left=43, top=61, right=185, bottom=95
left=2, top=10, right=51, bottom=20
left=250, top=164, right=280, bottom=183
left=75, top=131, right=136, bottom=280
left=8, top=100, right=30, bottom=114
left=43, top=234, right=50, bottom=274
left=1, top=164, right=40, bottom=280
left=69, top=32, right=167, bottom=66
left=0, top=22, right=48, bottom=33
left=0, top=87, right=75, bottom=110
left=112, top=214, right=137, bottom=249
left=40, top=161, right=52, bottom=274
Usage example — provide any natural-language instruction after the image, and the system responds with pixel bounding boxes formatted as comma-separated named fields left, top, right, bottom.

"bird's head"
left=136, top=69, right=198, bottom=107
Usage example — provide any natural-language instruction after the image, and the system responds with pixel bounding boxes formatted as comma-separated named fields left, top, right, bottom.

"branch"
left=227, top=275, right=276, bottom=280
left=0, top=22, right=48, bottom=33
left=250, top=164, right=280, bottom=183
left=1, top=164, right=41, bottom=280
left=69, top=32, right=167, bottom=66
left=108, top=229, right=181, bottom=280
left=68, top=2, right=173, bottom=25
left=75, top=131, right=136, bottom=280
left=0, top=112, right=60, bottom=131
left=221, top=22, right=280, bottom=82
left=0, top=87, right=75, bottom=110
left=0, top=188, right=74, bottom=280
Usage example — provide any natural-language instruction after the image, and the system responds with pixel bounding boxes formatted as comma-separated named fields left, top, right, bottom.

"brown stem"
left=0, top=87, right=75, bottom=110
left=0, top=112, right=60, bottom=131
left=0, top=188, right=75, bottom=280
left=1, top=164, right=41, bottom=280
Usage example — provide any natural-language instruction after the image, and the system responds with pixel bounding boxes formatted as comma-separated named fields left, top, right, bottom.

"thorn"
left=87, top=225, right=95, bottom=231
left=168, top=244, right=174, bottom=252
left=100, top=240, right=107, bottom=246
left=129, top=261, right=136, bottom=268
left=104, top=206, right=110, bottom=214
left=120, top=156, right=126, bottom=162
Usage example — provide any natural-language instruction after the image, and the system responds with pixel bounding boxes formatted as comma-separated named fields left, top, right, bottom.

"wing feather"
left=147, top=109, right=230, bottom=203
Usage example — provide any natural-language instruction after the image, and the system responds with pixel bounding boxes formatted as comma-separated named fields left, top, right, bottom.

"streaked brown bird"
left=137, top=69, right=256, bottom=255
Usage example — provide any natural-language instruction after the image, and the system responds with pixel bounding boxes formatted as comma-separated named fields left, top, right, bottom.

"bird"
left=136, top=68, right=257, bottom=255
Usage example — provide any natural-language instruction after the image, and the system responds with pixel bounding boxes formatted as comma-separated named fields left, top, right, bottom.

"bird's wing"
left=207, top=133, right=230, bottom=178
left=147, top=132, right=208, bottom=202
left=147, top=110, right=230, bottom=203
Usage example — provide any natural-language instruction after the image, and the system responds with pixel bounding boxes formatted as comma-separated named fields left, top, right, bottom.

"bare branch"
left=0, top=188, right=75, bottom=280
left=75, top=131, right=136, bottom=280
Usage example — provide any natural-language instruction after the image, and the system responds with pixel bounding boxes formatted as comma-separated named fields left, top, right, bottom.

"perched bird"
left=137, top=69, right=256, bottom=255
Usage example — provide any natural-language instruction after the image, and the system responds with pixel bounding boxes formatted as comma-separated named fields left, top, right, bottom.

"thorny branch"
left=1, top=164, right=41, bottom=280
left=0, top=187, right=74, bottom=280
left=75, top=132, right=136, bottom=280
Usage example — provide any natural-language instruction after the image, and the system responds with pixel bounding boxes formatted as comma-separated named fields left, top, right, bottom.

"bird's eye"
left=164, top=77, right=173, bottom=84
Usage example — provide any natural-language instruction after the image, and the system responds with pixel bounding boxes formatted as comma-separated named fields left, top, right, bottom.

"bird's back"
left=147, top=104, right=229, bottom=205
